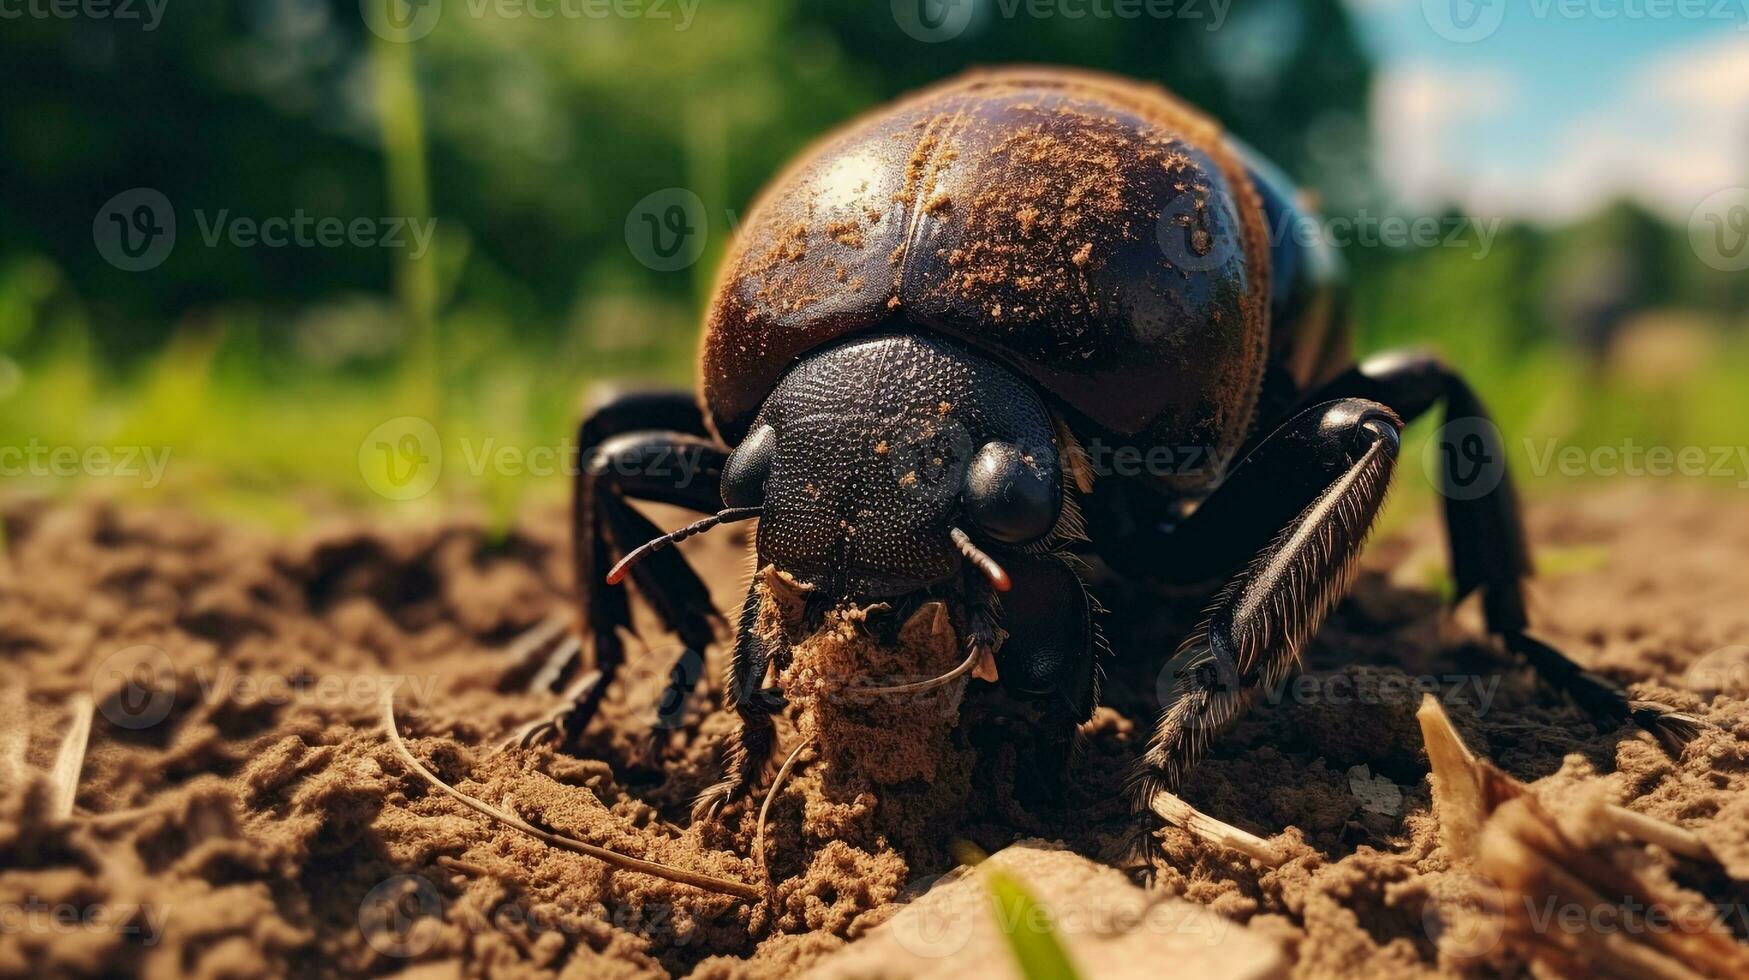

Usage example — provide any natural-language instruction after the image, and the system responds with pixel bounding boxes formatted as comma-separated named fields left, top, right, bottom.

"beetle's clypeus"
left=515, top=68, right=1699, bottom=859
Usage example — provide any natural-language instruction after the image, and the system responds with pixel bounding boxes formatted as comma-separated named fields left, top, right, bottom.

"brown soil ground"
left=1, top=487, right=1746, bottom=978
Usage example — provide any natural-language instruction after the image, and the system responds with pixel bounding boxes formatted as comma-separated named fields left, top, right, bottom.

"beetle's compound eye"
left=964, top=441, right=1060, bottom=545
left=721, top=423, right=776, bottom=509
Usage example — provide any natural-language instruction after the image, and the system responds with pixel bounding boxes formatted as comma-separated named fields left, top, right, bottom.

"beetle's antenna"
left=606, top=507, right=761, bottom=585
left=950, top=527, right=1011, bottom=592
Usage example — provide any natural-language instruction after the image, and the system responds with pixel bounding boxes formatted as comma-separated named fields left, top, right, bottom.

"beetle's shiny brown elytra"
left=699, top=67, right=1344, bottom=495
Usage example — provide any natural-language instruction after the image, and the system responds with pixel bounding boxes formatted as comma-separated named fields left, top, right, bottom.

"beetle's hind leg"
left=1314, top=351, right=1702, bottom=752
left=1122, top=398, right=1402, bottom=866
left=512, top=391, right=733, bottom=749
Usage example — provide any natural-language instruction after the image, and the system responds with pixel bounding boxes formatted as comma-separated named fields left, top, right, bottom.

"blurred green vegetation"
left=0, top=1, right=1744, bottom=530
left=980, top=867, right=1082, bottom=980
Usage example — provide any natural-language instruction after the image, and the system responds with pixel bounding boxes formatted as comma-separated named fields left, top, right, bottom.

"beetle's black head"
left=721, top=330, right=1064, bottom=600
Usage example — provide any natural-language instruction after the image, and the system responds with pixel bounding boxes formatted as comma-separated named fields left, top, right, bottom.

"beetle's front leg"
left=1123, top=399, right=1401, bottom=865
left=693, top=579, right=786, bottom=820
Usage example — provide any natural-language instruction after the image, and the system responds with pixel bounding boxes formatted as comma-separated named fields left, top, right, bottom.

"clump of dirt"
left=750, top=567, right=979, bottom=873
left=765, top=574, right=969, bottom=787
left=2, top=490, right=1748, bottom=978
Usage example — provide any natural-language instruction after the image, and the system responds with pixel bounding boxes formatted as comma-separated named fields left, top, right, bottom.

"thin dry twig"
left=74, top=802, right=164, bottom=828
left=0, top=682, right=26, bottom=789
left=1596, top=802, right=1716, bottom=862
left=1148, top=789, right=1287, bottom=867
left=381, top=691, right=760, bottom=901
left=1418, top=692, right=1523, bottom=856
left=1417, top=695, right=1716, bottom=861
left=504, top=615, right=567, bottom=664
left=49, top=694, right=93, bottom=819
left=1417, top=694, right=1749, bottom=978
left=435, top=855, right=494, bottom=878
left=756, top=737, right=812, bottom=874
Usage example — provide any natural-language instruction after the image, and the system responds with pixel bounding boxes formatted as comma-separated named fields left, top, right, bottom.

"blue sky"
left=1345, top=0, right=1749, bottom=220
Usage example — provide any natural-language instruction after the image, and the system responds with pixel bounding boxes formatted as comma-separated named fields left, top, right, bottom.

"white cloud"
left=1471, top=34, right=1749, bottom=221
left=1645, top=32, right=1749, bottom=111
left=1370, top=62, right=1514, bottom=209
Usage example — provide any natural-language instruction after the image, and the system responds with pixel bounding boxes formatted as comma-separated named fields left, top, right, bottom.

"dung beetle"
left=520, top=68, right=1697, bottom=839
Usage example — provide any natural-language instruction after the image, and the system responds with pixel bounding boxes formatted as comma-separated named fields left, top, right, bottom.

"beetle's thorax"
left=743, top=330, right=1057, bottom=600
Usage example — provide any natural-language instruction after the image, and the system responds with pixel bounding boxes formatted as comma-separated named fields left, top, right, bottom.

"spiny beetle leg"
left=527, top=391, right=730, bottom=748
left=1125, top=398, right=1401, bottom=867
left=693, top=579, right=785, bottom=820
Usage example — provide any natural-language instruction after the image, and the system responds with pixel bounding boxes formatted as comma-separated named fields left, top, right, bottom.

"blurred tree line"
left=0, top=0, right=1373, bottom=368
left=0, top=0, right=1744, bottom=513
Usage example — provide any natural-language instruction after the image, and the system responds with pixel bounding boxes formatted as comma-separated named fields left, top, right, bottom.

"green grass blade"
left=370, top=28, right=441, bottom=423
left=980, top=866, right=1082, bottom=980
